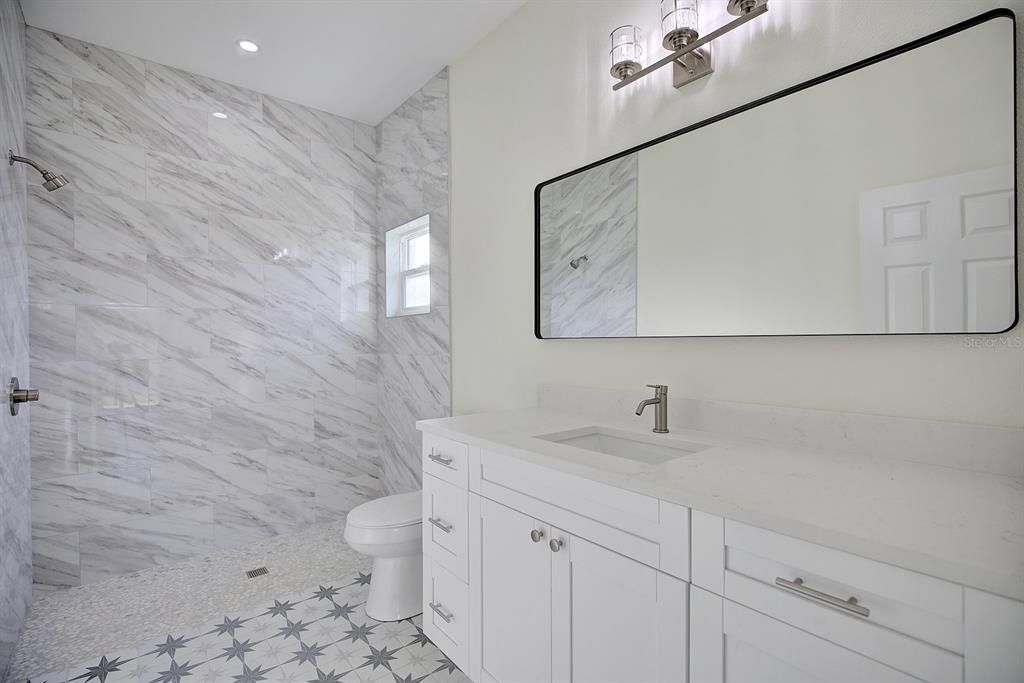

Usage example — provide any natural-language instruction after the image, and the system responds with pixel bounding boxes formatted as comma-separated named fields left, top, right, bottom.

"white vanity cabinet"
left=476, top=496, right=689, bottom=683
left=419, top=427, right=1024, bottom=683
left=690, top=512, right=1024, bottom=683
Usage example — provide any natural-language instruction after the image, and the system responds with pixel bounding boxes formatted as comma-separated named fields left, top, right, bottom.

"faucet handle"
left=646, top=383, right=667, bottom=390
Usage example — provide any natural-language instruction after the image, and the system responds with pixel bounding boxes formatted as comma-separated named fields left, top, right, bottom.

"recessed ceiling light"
left=238, top=39, right=260, bottom=53
left=211, top=112, right=228, bottom=119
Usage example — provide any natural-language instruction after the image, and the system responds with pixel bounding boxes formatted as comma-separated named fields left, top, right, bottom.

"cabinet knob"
left=530, top=529, right=544, bottom=543
left=549, top=538, right=563, bottom=552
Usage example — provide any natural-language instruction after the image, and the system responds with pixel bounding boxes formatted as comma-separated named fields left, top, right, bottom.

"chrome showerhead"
left=8, top=149, right=70, bottom=192
left=41, top=171, right=68, bottom=192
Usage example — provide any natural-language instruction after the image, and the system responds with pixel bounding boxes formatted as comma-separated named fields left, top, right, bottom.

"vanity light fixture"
left=238, top=39, right=260, bottom=53
left=612, top=0, right=767, bottom=91
left=661, top=0, right=699, bottom=49
left=609, top=25, right=644, bottom=80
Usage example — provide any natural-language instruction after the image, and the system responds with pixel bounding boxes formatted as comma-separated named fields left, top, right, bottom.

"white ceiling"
left=20, top=0, right=524, bottom=125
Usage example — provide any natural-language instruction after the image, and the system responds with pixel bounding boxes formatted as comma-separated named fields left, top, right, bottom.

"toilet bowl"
left=344, top=491, right=423, bottom=621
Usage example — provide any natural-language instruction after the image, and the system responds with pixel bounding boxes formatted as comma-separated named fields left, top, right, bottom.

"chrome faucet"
left=636, top=384, right=669, bottom=433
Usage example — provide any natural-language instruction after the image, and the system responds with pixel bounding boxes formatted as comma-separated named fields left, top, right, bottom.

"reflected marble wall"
left=538, top=154, right=637, bottom=337
left=25, top=27, right=383, bottom=589
left=0, top=0, right=29, bottom=675
left=375, top=70, right=451, bottom=493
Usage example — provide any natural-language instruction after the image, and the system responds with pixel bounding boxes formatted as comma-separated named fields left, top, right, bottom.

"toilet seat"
left=346, top=491, right=421, bottom=530
left=344, top=520, right=420, bottom=546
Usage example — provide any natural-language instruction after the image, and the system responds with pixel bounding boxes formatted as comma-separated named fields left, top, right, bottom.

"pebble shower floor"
left=22, top=569, right=469, bottom=683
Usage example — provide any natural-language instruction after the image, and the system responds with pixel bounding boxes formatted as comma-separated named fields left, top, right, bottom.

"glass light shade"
left=661, top=0, right=699, bottom=50
left=610, top=25, right=643, bottom=80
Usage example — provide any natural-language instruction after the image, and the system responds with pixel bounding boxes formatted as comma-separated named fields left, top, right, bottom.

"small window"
left=386, top=215, right=430, bottom=317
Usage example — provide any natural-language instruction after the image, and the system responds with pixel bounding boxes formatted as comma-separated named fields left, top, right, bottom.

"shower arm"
left=8, top=151, right=50, bottom=174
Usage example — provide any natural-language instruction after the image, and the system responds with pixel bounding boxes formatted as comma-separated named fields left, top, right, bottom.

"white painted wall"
left=449, top=0, right=1024, bottom=427
left=636, top=17, right=1013, bottom=335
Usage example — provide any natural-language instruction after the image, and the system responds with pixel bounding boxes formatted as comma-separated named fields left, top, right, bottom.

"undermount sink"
left=536, top=426, right=708, bottom=465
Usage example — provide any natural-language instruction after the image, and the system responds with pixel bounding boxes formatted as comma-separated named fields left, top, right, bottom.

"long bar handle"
left=775, top=577, right=870, bottom=618
left=427, top=449, right=454, bottom=466
left=429, top=601, right=454, bottom=623
left=428, top=517, right=453, bottom=533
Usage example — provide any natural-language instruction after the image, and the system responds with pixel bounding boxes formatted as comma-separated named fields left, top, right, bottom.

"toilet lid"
left=347, top=491, right=421, bottom=529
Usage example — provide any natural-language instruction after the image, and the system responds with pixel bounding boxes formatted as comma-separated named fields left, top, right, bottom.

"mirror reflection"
left=537, top=17, right=1016, bottom=338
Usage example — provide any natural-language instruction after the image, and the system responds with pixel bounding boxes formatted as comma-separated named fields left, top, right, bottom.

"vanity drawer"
left=423, top=560, right=469, bottom=673
left=422, top=433, right=469, bottom=488
left=423, top=473, right=469, bottom=581
left=722, top=520, right=964, bottom=680
left=722, top=598, right=937, bottom=683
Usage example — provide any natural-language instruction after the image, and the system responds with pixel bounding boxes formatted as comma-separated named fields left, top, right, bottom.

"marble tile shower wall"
left=0, top=0, right=30, bottom=675
left=24, top=27, right=384, bottom=590
left=375, top=70, right=451, bottom=494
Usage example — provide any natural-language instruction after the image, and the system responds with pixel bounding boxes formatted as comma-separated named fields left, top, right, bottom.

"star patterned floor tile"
left=372, top=620, right=416, bottom=650
left=24, top=569, right=466, bottom=683
left=426, top=670, right=472, bottom=683
left=390, top=643, right=440, bottom=673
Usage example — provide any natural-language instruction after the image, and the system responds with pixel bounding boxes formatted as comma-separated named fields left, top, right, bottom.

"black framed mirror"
left=535, top=10, right=1017, bottom=339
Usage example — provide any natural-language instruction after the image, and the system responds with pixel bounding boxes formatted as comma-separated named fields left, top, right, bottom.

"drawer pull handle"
left=430, top=601, right=454, bottom=623
left=428, top=517, right=453, bottom=533
left=775, top=577, right=870, bottom=618
left=530, top=529, right=545, bottom=543
left=549, top=538, right=563, bottom=553
left=428, top=450, right=454, bottom=467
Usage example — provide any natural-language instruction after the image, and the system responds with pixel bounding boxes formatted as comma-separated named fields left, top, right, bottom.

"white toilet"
left=344, top=490, right=423, bottom=621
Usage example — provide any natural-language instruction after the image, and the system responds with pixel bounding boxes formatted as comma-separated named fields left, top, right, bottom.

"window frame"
left=386, top=215, right=431, bottom=318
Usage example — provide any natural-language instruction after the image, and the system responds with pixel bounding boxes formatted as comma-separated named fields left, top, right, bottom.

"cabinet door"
left=689, top=587, right=923, bottom=683
left=556, top=534, right=688, bottom=683
left=480, top=498, right=552, bottom=683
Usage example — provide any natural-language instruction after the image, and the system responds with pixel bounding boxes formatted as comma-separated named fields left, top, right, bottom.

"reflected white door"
left=859, top=166, right=1015, bottom=333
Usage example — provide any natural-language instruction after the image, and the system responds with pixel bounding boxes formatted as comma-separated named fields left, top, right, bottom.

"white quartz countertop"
left=417, top=410, right=1024, bottom=602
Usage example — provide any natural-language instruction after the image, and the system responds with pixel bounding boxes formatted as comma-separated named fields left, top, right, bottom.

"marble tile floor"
left=5, top=522, right=459, bottom=683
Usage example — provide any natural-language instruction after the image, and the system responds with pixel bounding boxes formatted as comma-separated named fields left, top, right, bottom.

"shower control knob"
left=9, top=377, right=39, bottom=416
left=549, top=538, right=563, bottom=553
left=530, top=529, right=544, bottom=543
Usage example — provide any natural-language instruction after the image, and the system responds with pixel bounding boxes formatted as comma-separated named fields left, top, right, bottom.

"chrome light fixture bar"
left=612, top=0, right=768, bottom=91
